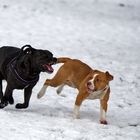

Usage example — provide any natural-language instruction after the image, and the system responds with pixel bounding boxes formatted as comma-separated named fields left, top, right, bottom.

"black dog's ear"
left=21, top=45, right=35, bottom=54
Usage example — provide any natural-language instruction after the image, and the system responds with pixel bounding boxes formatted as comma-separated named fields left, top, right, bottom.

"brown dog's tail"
left=56, top=57, right=72, bottom=64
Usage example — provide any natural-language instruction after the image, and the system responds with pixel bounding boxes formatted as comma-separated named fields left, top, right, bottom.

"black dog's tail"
left=20, top=45, right=35, bottom=54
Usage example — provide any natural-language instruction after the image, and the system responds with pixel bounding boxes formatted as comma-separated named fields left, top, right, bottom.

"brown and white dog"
left=37, top=57, right=113, bottom=124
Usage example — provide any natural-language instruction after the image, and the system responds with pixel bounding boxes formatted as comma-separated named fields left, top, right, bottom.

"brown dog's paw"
left=100, top=120, right=108, bottom=125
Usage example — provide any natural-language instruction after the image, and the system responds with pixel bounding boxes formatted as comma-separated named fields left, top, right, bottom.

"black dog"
left=0, top=45, right=56, bottom=109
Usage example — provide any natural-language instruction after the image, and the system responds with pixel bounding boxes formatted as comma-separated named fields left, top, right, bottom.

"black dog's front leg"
left=16, top=85, right=33, bottom=109
left=0, top=85, right=14, bottom=108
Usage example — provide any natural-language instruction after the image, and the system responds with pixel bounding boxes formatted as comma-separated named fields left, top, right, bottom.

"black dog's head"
left=17, top=45, right=57, bottom=75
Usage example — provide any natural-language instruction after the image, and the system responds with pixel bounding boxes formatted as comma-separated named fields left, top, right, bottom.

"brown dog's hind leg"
left=37, top=66, right=69, bottom=99
left=37, top=82, right=47, bottom=99
left=56, top=84, right=65, bottom=95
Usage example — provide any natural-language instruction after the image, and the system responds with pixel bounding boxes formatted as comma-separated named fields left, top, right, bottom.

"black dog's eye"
left=44, top=56, right=50, bottom=60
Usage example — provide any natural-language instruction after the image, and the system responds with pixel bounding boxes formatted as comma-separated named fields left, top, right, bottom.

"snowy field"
left=0, top=0, right=140, bottom=139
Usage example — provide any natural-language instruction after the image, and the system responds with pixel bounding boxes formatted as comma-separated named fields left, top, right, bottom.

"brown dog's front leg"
left=100, top=91, right=110, bottom=125
left=74, top=92, right=89, bottom=119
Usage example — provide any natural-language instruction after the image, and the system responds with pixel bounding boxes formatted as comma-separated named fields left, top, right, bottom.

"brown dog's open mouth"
left=86, top=83, right=95, bottom=92
left=87, top=87, right=95, bottom=92
left=42, top=64, right=54, bottom=73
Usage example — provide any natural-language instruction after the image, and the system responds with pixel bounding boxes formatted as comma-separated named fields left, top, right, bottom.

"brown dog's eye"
left=96, top=78, right=100, bottom=82
left=87, top=76, right=92, bottom=80
left=89, top=76, right=93, bottom=79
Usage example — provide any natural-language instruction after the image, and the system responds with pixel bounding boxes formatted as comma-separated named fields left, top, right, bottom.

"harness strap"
left=9, top=57, right=39, bottom=85
left=1, top=51, right=20, bottom=79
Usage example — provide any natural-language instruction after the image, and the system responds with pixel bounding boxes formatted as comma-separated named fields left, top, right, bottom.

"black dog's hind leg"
left=0, top=85, right=14, bottom=108
left=5, top=85, right=14, bottom=104
left=16, top=85, right=34, bottom=109
left=0, top=79, right=3, bottom=100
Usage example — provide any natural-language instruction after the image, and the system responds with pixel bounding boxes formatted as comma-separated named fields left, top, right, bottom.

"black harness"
left=1, top=51, right=19, bottom=79
left=2, top=52, right=39, bottom=86
left=9, top=57, right=39, bottom=86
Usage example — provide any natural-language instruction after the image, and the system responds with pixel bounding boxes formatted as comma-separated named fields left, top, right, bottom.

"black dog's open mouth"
left=42, top=64, right=54, bottom=73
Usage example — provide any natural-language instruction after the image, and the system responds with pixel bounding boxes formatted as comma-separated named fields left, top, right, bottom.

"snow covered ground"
left=0, top=0, right=140, bottom=139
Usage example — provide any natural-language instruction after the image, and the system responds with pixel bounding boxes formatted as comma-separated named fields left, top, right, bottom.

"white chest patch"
left=87, top=91, right=105, bottom=100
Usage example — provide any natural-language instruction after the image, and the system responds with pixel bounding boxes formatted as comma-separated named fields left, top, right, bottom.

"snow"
left=0, top=0, right=140, bottom=139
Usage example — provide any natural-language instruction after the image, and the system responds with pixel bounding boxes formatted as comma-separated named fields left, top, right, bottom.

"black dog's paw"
left=15, top=103, right=28, bottom=109
left=0, top=101, right=8, bottom=109
left=0, top=97, right=8, bottom=109
left=8, top=97, right=14, bottom=104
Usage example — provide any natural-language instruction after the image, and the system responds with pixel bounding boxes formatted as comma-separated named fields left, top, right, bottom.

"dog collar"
left=9, top=57, right=39, bottom=86
left=102, top=85, right=109, bottom=92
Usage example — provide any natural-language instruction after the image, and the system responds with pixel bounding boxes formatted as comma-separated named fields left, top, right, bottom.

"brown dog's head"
left=86, top=70, right=113, bottom=92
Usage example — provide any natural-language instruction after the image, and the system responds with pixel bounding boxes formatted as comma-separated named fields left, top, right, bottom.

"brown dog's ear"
left=105, top=71, right=114, bottom=81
